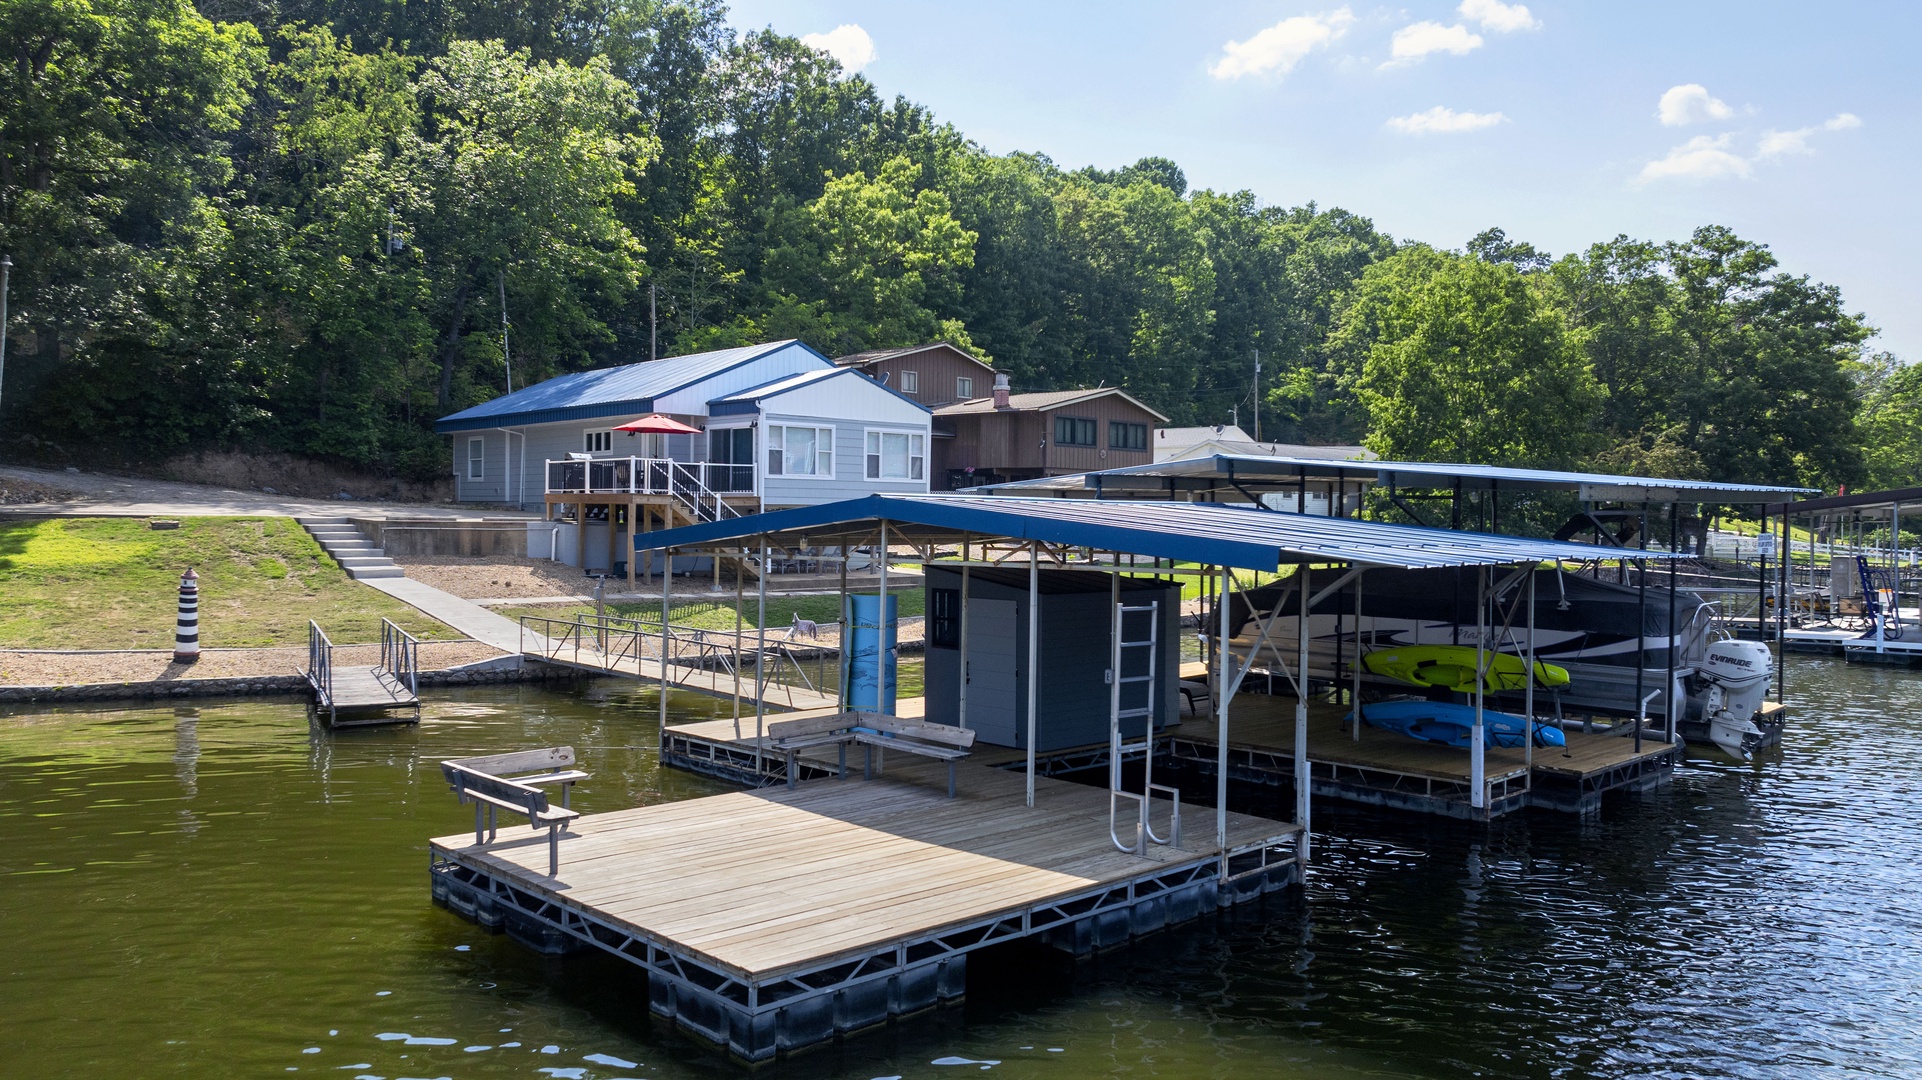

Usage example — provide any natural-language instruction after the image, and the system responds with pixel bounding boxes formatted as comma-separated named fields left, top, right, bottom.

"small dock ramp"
left=307, top=618, right=422, bottom=727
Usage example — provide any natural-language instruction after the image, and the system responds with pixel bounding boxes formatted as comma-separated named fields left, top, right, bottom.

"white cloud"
left=1458, top=0, right=1540, bottom=32
left=1757, top=112, right=1864, bottom=158
left=800, top=24, right=876, bottom=73
left=1386, top=106, right=1508, bottom=134
left=1209, top=8, right=1355, bottom=80
left=1387, top=21, right=1484, bottom=65
left=1638, top=134, right=1752, bottom=182
left=1657, top=84, right=1733, bottom=126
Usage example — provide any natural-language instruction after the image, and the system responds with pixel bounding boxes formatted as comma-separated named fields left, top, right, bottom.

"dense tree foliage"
left=0, top=0, right=1907, bottom=491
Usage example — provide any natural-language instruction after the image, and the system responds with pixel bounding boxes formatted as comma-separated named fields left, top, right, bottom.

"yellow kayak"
left=1362, top=645, right=1569, bottom=693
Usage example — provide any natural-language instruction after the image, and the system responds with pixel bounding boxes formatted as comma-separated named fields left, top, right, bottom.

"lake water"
left=2, top=656, right=1918, bottom=1079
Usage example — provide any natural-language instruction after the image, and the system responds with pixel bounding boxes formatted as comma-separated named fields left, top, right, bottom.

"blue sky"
left=725, top=1, right=1919, bottom=359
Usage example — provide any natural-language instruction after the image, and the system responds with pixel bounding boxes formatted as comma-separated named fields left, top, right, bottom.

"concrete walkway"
left=363, top=577, right=545, bottom=656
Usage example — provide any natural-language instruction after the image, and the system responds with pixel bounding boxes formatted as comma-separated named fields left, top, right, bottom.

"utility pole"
left=1252, top=348, right=1261, bottom=442
left=0, top=254, right=11, bottom=423
left=650, top=283, right=658, bottom=361
left=499, top=272, right=512, bottom=393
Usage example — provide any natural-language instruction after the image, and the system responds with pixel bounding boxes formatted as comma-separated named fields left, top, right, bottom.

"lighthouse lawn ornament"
left=174, top=568, right=200, bottom=664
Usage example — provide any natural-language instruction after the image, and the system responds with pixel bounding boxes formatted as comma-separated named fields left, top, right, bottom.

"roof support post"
left=877, top=520, right=889, bottom=717
left=1216, top=563, right=1232, bottom=875
left=1776, top=510, right=1789, bottom=699
left=837, top=545, right=849, bottom=713
left=1666, top=503, right=1679, bottom=744
left=1524, top=568, right=1536, bottom=769
left=1352, top=569, right=1364, bottom=742
left=756, top=539, right=768, bottom=773
left=1295, top=562, right=1312, bottom=865
left=1634, top=502, right=1649, bottom=756
left=732, top=546, right=744, bottom=739
left=1471, top=566, right=1485, bottom=810
left=659, top=547, right=672, bottom=733
left=1026, top=541, right=1040, bottom=808
left=958, top=554, right=971, bottom=730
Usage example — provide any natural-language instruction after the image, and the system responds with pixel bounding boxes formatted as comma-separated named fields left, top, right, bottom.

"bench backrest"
left=850, top=712, right=977, bottom=749
left=765, top=713, right=860, bottom=740
left=441, top=761, right=549, bottom=816
left=446, top=746, right=576, bottom=778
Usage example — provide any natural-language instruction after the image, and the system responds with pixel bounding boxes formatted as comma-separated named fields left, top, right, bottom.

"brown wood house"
left=932, top=375, right=1170, bottom=491
left=835, top=343, right=996, bottom=409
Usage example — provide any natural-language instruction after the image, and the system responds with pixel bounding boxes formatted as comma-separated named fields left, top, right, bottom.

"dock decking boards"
left=314, top=665, right=419, bottom=727
left=430, top=759, right=1299, bottom=1061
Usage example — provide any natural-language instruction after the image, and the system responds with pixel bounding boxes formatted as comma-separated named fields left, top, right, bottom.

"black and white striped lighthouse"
left=174, top=568, right=200, bottom=664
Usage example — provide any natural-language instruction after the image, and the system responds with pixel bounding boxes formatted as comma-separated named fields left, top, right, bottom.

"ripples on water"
left=0, top=659, right=1917, bottom=1079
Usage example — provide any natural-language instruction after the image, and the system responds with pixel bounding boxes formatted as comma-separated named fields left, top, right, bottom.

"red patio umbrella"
left=612, top=413, right=702, bottom=435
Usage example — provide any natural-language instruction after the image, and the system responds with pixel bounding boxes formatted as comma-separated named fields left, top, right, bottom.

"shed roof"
left=935, top=387, right=1172, bottom=423
left=435, top=340, right=826, bottom=433
left=968, top=453, right=1814, bottom=504
left=631, top=494, right=1682, bottom=572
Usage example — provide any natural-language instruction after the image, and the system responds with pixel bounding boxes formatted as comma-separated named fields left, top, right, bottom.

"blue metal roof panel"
left=435, top=340, right=822, bottom=433
left=632, top=494, right=1686, bottom=572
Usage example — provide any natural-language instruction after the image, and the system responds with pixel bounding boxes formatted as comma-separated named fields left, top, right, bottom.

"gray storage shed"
left=923, top=566, right=1181, bottom=752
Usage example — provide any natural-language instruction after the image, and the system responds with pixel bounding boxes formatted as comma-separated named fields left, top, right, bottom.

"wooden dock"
left=430, top=759, right=1299, bottom=1062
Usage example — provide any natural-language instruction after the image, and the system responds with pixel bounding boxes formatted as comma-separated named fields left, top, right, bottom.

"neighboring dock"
left=430, top=758, right=1298, bottom=1063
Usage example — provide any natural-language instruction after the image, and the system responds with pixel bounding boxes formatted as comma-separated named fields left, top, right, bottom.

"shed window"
left=899, top=370, right=919, bottom=394
left=1109, top=421, right=1148, bottom=451
left=466, top=437, right=485, bottom=481
left=956, top=375, right=974, bottom=400
left=865, top=431, right=925, bottom=480
left=766, top=425, right=833, bottom=477
left=583, top=429, right=613, bottom=454
left=929, top=589, right=960, bottom=648
left=1054, top=416, right=1096, bottom=447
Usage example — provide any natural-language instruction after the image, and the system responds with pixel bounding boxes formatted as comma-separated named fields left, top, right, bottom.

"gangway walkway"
left=519, top=612, right=840, bottom=713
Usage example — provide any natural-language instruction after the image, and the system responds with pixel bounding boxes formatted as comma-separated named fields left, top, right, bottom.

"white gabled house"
left=434, top=340, right=931, bottom=575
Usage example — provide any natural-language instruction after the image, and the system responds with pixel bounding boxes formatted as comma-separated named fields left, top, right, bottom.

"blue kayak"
left=1352, top=700, right=1567, bottom=749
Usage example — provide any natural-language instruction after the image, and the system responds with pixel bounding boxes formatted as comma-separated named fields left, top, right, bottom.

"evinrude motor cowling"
left=1696, top=639, right=1772, bottom=759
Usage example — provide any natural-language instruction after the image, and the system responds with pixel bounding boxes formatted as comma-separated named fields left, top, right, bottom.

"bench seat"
left=765, top=712, right=977, bottom=797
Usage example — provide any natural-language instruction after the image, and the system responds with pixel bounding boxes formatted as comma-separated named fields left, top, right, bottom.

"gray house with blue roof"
left=435, top=341, right=931, bottom=570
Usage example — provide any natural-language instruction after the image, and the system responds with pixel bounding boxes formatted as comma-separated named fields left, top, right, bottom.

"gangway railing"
left=1109, top=600, right=1180, bottom=856
left=379, top=617, right=420, bottom=697
left=518, top=612, right=825, bottom=706
left=307, top=620, right=335, bottom=721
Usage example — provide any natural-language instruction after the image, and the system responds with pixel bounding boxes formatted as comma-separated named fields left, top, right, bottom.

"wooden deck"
left=430, top=758, right=1299, bottom=1061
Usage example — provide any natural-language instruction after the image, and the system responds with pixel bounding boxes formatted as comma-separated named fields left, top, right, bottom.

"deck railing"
left=379, top=617, right=420, bottom=697
left=545, top=456, right=747, bottom=522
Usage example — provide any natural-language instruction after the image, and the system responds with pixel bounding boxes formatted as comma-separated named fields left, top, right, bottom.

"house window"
left=865, top=431, right=926, bottom=480
left=899, top=370, right=919, bottom=394
left=1109, top=421, right=1148, bottom=451
left=466, top=437, right=485, bottom=481
left=1054, top=416, right=1096, bottom=447
left=583, top=429, right=613, bottom=454
left=766, top=424, right=834, bottom=477
left=929, top=588, right=960, bottom=648
left=955, top=375, right=974, bottom=400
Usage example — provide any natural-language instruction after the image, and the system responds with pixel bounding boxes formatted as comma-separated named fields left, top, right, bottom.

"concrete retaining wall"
left=0, top=657, right=578, bottom=704
left=353, top=517, right=536, bottom=558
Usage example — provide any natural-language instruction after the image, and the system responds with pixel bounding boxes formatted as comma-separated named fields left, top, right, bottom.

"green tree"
left=1856, top=353, right=1922, bottom=490
left=1331, top=246, right=1601, bottom=466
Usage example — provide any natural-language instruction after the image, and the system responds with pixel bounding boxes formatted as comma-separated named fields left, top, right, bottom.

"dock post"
left=1025, top=541, right=1039, bottom=808
left=1295, top=563, right=1311, bottom=864
left=1352, top=570, right=1364, bottom=742
left=958, top=542, right=971, bottom=731
left=1471, top=567, right=1485, bottom=810
left=174, top=568, right=200, bottom=664
left=1666, top=503, right=1679, bottom=744
left=756, top=539, right=767, bottom=775
left=660, top=548, right=672, bottom=733
left=1216, top=564, right=1231, bottom=873
left=1524, top=570, right=1536, bottom=768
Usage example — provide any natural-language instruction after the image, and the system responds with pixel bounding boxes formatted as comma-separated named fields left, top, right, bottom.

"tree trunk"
left=435, top=274, right=474, bottom=412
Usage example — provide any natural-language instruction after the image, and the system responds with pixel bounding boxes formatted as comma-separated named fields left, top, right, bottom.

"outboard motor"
left=1698, top=639, right=1772, bottom=759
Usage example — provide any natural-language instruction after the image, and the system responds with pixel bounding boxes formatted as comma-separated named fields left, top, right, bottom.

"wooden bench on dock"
left=765, top=712, right=977, bottom=797
left=439, top=747, right=588, bottom=875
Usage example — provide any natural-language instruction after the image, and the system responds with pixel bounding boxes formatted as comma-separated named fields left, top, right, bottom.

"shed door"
left=964, top=599, right=1020, bottom=747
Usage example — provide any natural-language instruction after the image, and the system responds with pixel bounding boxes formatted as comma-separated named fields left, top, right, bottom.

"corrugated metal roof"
left=707, top=367, right=932, bottom=415
left=435, top=341, right=823, bottom=433
left=834, top=342, right=991, bottom=369
left=632, top=494, right=1684, bottom=572
left=968, top=454, right=1815, bottom=503
left=934, top=387, right=1173, bottom=422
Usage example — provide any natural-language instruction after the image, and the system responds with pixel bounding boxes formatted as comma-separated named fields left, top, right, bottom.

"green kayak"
left=1362, top=645, right=1570, bottom=693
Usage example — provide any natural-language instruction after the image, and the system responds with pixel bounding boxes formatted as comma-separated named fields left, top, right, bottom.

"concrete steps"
left=298, top=517, right=406, bottom=580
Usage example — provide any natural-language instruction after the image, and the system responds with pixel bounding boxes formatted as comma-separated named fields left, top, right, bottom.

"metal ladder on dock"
left=1858, top=557, right=1908, bottom=639
left=1109, top=600, right=1180, bottom=856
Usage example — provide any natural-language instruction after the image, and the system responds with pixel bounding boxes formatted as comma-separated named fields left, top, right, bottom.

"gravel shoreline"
left=0, top=640, right=508, bottom=687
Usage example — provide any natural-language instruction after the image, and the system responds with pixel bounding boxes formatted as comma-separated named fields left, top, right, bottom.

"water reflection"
left=0, top=658, right=1915, bottom=1079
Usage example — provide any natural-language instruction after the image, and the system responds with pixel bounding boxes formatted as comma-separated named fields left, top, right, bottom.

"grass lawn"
left=0, top=517, right=456, bottom=648
left=495, top=591, right=927, bottom=632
